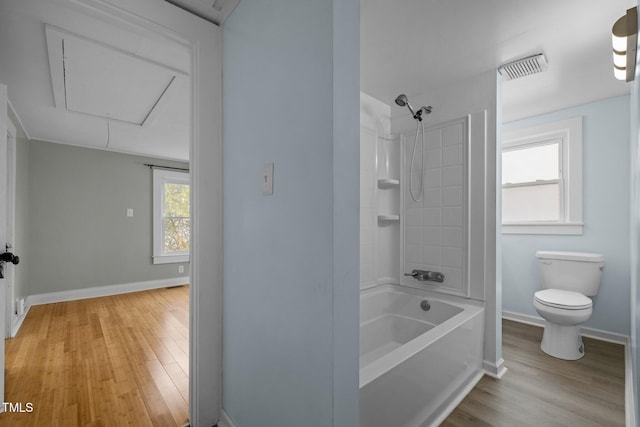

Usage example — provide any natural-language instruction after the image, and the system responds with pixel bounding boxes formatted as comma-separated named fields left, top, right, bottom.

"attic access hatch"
left=45, top=25, right=188, bottom=127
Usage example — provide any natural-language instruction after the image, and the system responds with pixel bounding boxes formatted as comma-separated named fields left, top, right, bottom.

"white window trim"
left=501, top=117, right=583, bottom=235
left=153, top=168, right=190, bottom=264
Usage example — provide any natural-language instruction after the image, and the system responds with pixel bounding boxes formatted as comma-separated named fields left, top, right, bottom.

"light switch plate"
left=262, top=163, right=274, bottom=195
left=127, top=208, right=134, bottom=217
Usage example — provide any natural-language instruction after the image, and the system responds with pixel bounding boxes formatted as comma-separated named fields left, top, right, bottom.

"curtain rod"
left=144, top=163, right=189, bottom=172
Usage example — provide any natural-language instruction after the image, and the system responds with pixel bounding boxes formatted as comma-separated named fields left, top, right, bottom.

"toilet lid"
left=534, top=289, right=592, bottom=310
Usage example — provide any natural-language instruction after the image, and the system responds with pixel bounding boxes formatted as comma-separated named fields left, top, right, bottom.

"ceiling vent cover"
left=498, top=53, right=548, bottom=80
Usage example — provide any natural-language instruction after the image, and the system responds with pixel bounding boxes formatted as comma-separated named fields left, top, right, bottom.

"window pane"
left=163, top=182, right=190, bottom=253
left=502, top=183, right=560, bottom=222
left=502, top=141, right=559, bottom=184
left=163, top=218, right=190, bottom=253
left=163, top=183, right=190, bottom=217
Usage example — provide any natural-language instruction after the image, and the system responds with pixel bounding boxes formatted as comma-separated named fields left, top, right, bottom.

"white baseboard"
left=483, top=357, right=507, bottom=379
left=502, top=310, right=629, bottom=345
left=502, top=310, right=545, bottom=328
left=28, top=277, right=190, bottom=306
left=10, top=304, right=31, bottom=337
left=218, top=410, right=238, bottom=427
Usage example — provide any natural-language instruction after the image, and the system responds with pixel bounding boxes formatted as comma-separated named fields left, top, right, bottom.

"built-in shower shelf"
left=377, top=214, right=400, bottom=222
left=377, top=178, right=400, bottom=189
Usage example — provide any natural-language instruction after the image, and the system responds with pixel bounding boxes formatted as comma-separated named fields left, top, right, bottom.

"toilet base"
left=540, top=322, right=585, bottom=360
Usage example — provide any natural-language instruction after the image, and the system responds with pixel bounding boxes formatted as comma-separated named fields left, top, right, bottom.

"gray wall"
left=222, top=0, right=360, bottom=425
left=502, top=95, right=631, bottom=335
left=27, top=140, right=188, bottom=295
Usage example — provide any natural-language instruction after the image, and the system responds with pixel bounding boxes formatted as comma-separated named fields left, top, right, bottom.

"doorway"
left=0, top=0, right=222, bottom=424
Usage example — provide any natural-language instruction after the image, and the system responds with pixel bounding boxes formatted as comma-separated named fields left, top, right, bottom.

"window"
left=501, top=117, right=583, bottom=235
left=153, top=169, right=190, bottom=264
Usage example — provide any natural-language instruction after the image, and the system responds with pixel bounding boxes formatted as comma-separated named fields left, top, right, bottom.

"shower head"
left=395, top=93, right=416, bottom=117
left=395, top=93, right=432, bottom=121
left=395, top=94, right=409, bottom=107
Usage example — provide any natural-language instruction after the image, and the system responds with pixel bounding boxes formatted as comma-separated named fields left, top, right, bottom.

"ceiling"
left=0, top=0, right=635, bottom=161
left=0, top=0, right=192, bottom=161
left=361, top=0, right=636, bottom=122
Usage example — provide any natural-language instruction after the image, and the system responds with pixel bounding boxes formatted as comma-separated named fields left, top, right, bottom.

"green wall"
left=26, top=140, right=188, bottom=295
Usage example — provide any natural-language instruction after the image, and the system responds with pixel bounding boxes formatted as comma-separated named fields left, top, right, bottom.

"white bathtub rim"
left=361, top=283, right=484, bottom=307
left=359, top=288, right=484, bottom=388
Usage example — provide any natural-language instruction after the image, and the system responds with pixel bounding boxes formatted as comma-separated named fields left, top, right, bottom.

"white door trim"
left=0, top=83, right=8, bottom=409
left=4, top=114, right=16, bottom=338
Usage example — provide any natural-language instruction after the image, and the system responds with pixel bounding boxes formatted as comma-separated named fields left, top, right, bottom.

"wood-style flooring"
left=0, top=292, right=626, bottom=427
left=0, top=285, right=189, bottom=427
left=442, top=319, right=626, bottom=427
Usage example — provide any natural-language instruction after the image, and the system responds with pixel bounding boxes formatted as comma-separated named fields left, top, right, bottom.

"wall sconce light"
left=612, top=6, right=638, bottom=82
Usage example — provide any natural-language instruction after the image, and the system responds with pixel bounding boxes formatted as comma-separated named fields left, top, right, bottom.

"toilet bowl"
left=533, top=251, right=604, bottom=360
left=533, top=289, right=592, bottom=360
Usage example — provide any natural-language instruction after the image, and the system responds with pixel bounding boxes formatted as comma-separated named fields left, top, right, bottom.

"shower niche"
left=360, top=93, right=401, bottom=288
left=376, top=135, right=401, bottom=223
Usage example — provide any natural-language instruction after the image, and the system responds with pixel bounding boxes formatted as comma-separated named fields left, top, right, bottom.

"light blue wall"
left=222, top=0, right=359, bottom=426
left=631, top=66, right=639, bottom=423
left=331, top=1, right=360, bottom=425
left=502, top=95, right=631, bottom=335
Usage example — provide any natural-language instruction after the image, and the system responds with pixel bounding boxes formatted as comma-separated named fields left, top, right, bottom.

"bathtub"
left=360, top=284, right=485, bottom=427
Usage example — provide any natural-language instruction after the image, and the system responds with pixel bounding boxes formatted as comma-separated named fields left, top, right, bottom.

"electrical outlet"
left=178, top=265, right=184, bottom=274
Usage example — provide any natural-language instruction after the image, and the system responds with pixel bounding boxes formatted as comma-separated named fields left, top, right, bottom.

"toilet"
left=533, top=250, right=604, bottom=360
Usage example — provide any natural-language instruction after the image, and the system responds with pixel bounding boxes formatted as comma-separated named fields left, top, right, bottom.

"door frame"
left=4, top=114, right=16, bottom=338
left=0, top=83, right=8, bottom=408
left=66, top=1, right=223, bottom=425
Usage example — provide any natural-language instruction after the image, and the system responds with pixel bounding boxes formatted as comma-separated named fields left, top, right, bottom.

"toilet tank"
left=535, top=251, right=604, bottom=296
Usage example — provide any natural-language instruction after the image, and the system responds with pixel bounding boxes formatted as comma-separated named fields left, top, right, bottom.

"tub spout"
left=404, top=269, right=445, bottom=283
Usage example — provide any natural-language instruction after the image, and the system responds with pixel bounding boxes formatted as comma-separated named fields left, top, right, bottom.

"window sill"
left=501, top=222, right=583, bottom=235
left=153, top=254, right=190, bottom=264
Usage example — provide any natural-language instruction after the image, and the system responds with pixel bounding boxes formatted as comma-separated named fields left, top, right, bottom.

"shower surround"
left=402, top=117, right=468, bottom=296
left=359, top=70, right=500, bottom=427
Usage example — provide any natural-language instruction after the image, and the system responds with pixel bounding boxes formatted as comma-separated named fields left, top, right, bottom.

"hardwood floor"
left=0, top=286, right=189, bottom=427
left=0, top=294, right=625, bottom=427
left=442, top=319, right=626, bottom=427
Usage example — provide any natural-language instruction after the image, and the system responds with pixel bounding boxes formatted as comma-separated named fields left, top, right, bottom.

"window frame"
left=501, top=117, right=583, bottom=235
left=152, top=168, right=190, bottom=264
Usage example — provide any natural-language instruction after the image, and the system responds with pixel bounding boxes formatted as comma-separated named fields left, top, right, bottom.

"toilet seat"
left=534, top=289, right=592, bottom=310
